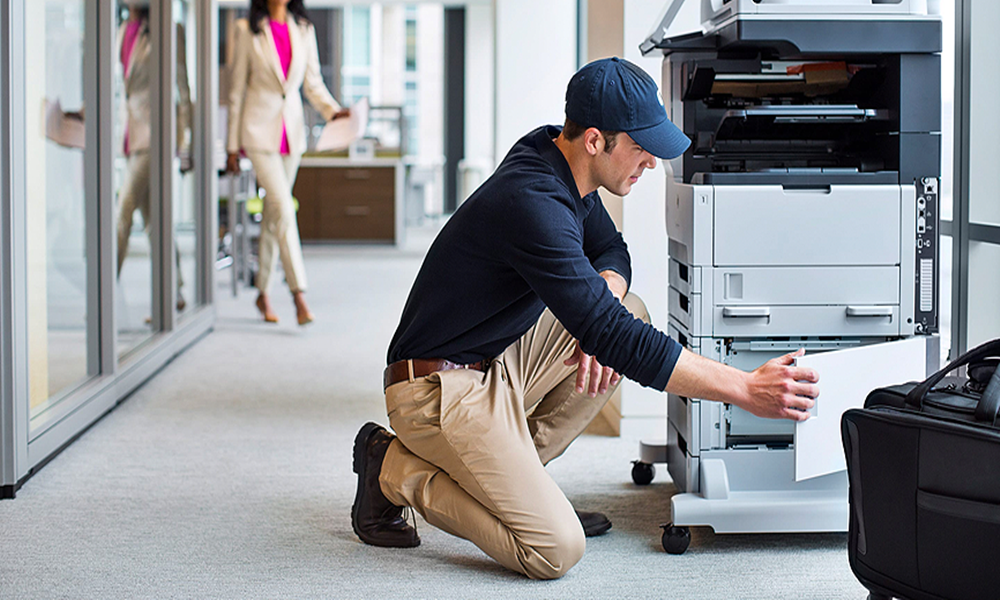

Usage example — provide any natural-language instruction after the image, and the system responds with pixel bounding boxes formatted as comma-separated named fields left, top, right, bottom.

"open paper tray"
left=712, top=105, right=890, bottom=140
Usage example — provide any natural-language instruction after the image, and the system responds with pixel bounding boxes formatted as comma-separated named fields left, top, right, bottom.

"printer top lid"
left=641, top=0, right=941, bottom=56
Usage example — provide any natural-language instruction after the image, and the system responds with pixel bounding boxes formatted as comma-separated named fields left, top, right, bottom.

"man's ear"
left=582, top=127, right=604, bottom=157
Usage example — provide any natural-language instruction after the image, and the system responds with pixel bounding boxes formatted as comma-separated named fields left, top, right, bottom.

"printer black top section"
left=649, top=19, right=942, bottom=58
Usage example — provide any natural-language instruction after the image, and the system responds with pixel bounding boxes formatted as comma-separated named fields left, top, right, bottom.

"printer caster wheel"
left=661, top=523, right=691, bottom=555
left=631, top=460, right=655, bottom=485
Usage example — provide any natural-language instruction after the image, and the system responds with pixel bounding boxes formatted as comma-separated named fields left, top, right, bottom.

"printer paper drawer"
left=714, top=304, right=901, bottom=337
left=669, top=259, right=702, bottom=296
left=712, top=266, right=900, bottom=306
left=714, top=185, right=901, bottom=267
left=669, top=286, right=709, bottom=336
left=668, top=393, right=700, bottom=457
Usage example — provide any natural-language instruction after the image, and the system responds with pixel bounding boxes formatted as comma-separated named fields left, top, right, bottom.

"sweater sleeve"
left=582, top=194, right=631, bottom=287
left=498, top=190, right=680, bottom=389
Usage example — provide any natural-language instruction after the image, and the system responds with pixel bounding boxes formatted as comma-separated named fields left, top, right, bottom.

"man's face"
left=594, top=133, right=657, bottom=196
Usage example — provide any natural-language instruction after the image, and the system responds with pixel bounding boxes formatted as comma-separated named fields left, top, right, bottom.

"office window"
left=342, top=6, right=371, bottom=105
left=405, top=11, right=417, bottom=72
left=404, top=80, right=418, bottom=155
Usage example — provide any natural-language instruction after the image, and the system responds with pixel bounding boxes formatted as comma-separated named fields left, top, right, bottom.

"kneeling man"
left=351, top=57, right=819, bottom=579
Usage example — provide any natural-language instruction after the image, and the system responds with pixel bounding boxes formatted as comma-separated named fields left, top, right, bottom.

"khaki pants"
left=380, top=293, right=650, bottom=579
left=245, top=150, right=307, bottom=294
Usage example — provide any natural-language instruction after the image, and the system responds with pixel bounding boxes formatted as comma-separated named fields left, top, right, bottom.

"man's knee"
left=522, top=520, right=586, bottom=580
left=622, top=292, right=651, bottom=325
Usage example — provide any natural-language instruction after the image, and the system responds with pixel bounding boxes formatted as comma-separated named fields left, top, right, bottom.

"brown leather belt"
left=383, top=358, right=491, bottom=391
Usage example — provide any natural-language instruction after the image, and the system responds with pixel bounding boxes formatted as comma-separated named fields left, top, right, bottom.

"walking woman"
left=226, top=0, right=347, bottom=324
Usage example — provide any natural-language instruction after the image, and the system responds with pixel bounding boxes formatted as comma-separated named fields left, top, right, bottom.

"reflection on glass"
left=115, top=1, right=156, bottom=357
left=26, top=0, right=93, bottom=412
left=174, top=0, right=198, bottom=316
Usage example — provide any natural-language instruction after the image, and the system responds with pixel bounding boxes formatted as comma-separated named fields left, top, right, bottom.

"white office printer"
left=635, top=0, right=942, bottom=554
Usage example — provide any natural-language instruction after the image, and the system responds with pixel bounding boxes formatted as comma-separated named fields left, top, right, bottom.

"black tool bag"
left=841, top=338, right=1000, bottom=600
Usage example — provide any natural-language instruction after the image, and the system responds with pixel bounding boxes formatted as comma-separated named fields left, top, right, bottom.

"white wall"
left=379, top=5, right=405, bottom=107
left=493, top=0, right=577, bottom=164
left=464, top=3, right=493, bottom=166
left=599, top=1, right=700, bottom=439
left=416, top=5, right=445, bottom=161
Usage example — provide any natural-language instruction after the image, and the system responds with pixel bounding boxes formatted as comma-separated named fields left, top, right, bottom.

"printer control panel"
left=915, top=177, right=939, bottom=334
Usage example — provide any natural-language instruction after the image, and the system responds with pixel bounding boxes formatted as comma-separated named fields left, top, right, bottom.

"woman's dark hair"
left=249, top=0, right=310, bottom=34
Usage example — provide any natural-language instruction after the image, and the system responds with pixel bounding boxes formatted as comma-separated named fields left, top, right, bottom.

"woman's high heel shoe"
left=256, top=294, right=279, bottom=323
left=293, top=291, right=314, bottom=326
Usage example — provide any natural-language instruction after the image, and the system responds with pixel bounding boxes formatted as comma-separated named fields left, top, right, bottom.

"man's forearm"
left=664, top=347, right=819, bottom=422
left=664, top=348, right=749, bottom=407
left=599, top=270, right=628, bottom=302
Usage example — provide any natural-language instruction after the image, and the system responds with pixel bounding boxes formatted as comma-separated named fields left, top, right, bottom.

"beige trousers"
left=380, top=293, right=650, bottom=579
left=116, top=150, right=183, bottom=289
left=245, top=150, right=307, bottom=294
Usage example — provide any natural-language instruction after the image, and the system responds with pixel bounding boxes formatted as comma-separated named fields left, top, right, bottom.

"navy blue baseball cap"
left=565, top=57, right=690, bottom=160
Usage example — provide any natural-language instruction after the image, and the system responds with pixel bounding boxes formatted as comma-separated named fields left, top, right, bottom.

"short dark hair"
left=562, top=119, right=620, bottom=153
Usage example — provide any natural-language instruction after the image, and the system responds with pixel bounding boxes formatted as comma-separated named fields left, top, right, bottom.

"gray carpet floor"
left=0, top=226, right=868, bottom=599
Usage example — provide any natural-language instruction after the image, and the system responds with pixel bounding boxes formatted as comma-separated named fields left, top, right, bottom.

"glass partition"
left=24, top=0, right=95, bottom=414
left=173, top=0, right=199, bottom=317
left=114, top=1, right=158, bottom=357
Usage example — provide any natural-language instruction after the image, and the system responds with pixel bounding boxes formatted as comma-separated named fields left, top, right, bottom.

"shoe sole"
left=351, top=422, right=420, bottom=548
left=586, top=521, right=612, bottom=537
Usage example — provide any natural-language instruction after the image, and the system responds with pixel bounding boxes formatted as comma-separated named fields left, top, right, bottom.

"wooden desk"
left=293, top=156, right=405, bottom=245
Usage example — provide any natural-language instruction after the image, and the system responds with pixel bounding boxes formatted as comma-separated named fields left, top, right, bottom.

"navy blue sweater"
left=387, top=126, right=681, bottom=390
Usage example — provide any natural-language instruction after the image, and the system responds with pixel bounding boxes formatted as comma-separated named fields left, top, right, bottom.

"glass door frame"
left=1, top=0, right=217, bottom=499
left=948, top=0, right=1000, bottom=357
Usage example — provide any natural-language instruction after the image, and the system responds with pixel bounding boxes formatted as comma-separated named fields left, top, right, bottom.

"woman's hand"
left=226, top=152, right=240, bottom=173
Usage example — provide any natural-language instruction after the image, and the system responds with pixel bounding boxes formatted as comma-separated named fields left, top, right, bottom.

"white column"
left=493, top=0, right=577, bottom=164
left=461, top=2, right=494, bottom=198
left=416, top=5, right=444, bottom=216
left=379, top=5, right=405, bottom=108
left=416, top=4, right=444, bottom=161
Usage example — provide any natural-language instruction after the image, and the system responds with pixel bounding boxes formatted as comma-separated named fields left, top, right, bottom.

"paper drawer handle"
left=722, top=307, right=770, bottom=318
left=846, top=306, right=893, bottom=318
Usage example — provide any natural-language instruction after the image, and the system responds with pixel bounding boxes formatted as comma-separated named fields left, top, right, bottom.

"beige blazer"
left=117, top=20, right=192, bottom=154
left=227, top=17, right=340, bottom=156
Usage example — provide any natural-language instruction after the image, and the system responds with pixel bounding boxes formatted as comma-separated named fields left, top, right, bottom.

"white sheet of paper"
left=793, top=336, right=927, bottom=481
left=44, top=98, right=85, bottom=149
left=315, top=97, right=369, bottom=152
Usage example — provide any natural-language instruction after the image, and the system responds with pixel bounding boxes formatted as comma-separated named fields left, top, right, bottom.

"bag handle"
left=905, top=338, right=1000, bottom=411
left=975, top=361, right=1000, bottom=426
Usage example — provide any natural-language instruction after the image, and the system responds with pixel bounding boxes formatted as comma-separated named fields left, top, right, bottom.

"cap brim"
left=627, top=117, right=691, bottom=160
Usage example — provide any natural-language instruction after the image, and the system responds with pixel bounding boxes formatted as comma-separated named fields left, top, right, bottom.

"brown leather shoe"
left=351, top=422, right=420, bottom=548
left=576, top=509, right=612, bottom=537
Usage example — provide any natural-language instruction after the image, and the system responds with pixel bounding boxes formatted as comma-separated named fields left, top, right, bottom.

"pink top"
left=270, top=20, right=292, bottom=155
left=121, top=19, right=143, bottom=155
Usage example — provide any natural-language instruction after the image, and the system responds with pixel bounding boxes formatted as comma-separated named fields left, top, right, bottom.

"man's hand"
left=226, top=152, right=240, bottom=173
left=565, top=340, right=621, bottom=397
left=740, top=349, right=819, bottom=422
